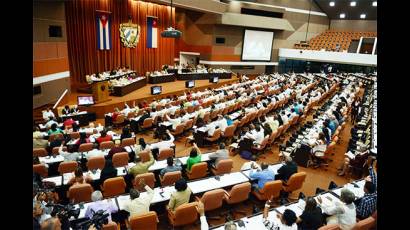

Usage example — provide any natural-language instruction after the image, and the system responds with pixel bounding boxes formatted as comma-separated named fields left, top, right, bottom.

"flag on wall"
left=147, top=16, right=158, bottom=48
left=96, top=11, right=112, bottom=50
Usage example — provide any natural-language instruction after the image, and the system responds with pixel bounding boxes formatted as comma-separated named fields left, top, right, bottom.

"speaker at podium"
left=92, top=81, right=111, bottom=104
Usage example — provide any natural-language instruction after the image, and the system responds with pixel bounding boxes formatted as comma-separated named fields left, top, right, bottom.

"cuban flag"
left=96, top=12, right=111, bottom=50
left=147, top=16, right=158, bottom=48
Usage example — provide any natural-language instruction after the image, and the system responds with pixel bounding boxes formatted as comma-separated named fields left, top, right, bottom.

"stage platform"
left=67, top=78, right=239, bottom=118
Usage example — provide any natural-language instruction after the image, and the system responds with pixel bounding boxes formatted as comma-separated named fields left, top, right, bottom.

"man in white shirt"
left=45, top=118, right=58, bottom=129
left=215, top=115, right=228, bottom=132
left=165, top=114, right=181, bottom=130
left=245, top=124, right=265, bottom=146
left=42, top=108, right=55, bottom=121
left=281, top=111, right=289, bottom=124
left=149, top=130, right=175, bottom=150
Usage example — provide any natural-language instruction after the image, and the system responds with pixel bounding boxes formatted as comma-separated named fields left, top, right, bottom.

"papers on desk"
left=39, top=155, right=65, bottom=164
left=345, top=151, right=355, bottom=160
left=332, top=180, right=365, bottom=200
left=42, top=176, right=62, bottom=187
left=315, top=192, right=340, bottom=207
left=117, top=186, right=176, bottom=209
left=148, top=153, right=211, bottom=171
left=86, top=169, right=102, bottom=181
left=228, top=112, right=241, bottom=120
left=161, top=121, right=172, bottom=127
left=213, top=209, right=281, bottom=230
left=276, top=199, right=306, bottom=217
left=187, top=172, right=249, bottom=194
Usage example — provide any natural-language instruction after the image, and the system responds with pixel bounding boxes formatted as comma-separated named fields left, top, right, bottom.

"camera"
left=47, top=203, right=80, bottom=230
left=75, top=210, right=109, bottom=230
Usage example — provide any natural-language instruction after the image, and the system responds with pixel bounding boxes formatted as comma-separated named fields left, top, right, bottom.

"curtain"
left=65, top=0, right=175, bottom=88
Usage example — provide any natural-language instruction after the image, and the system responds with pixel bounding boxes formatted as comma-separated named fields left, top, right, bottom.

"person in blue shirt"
left=325, top=119, right=336, bottom=135
left=224, top=115, right=234, bottom=126
left=249, top=162, right=275, bottom=191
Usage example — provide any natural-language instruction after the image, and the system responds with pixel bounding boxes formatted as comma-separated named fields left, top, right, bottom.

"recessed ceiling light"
left=350, top=1, right=357, bottom=7
left=329, top=1, right=335, bottom=7
left=372, top=1, right=377, bottom=7
left=340, top=13, right=346, bottom=18
left=360, top=14, right=366, bottom=19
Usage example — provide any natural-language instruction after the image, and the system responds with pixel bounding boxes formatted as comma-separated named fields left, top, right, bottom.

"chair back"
left=169, top=202, right=198, bottom=227
left=100, top=141, right=115, bottom=150
left=187, top=106, right=194, bottom=114
left=161, top=171, right=182, bottom=187
left=222, top=125, right=236, bottom=138
left=121, top=137, right=136, bottom=147
left=138, top=150, right=151, bottom=163
left=114, top=114, right=125, bottom=124
left=102, top=177, right=126, bottom=198
left=225, top=182, right=251, bottom=204
left=102, top=222, right=118, bottom=230
left=283, top=172, right=307, bottom=193
left=68, top=183, right=93, bottom=203
left=49, top=133, right=64, bottom=142
left=79, top=143, right=94, bottom=152
left=214, top=159, right=233, bottom=175
left=33, top=148, right=48, bottom=157
left=52, top=146, right=67, bottom=155
left=112, top=152, right=129, bottom=168
left=206, top=129, right=221, bottom=142
left=129, top=211, right=158, bottom=230
left=58, top=161, right=78, bottom=175
left=70, top=132, right=80, bottom=139
left=133, top=173, right=156, bottom=190
left=203, top=112, right=210, bottom=123
left=87, top=156, right=106, bottom=170
left=127, top=111, right=136, bottom=119
left=157, top=148, right=174, bottom=161
left=183, top=119, right=194, bottom=131
left=187, top=162, right=208, bottom=180
left=142, top=118, right=153, bottom=129
left=33, top=164, right=48, bottom=177
left=201, top=189, right=225, bottom=211
left=172, top=124, right=185, bottom=136
left=259, top=180, right=282, bottom=200
left=352, top=216, right=376, bottom=230
left=318, top=224, right=341, bottom=230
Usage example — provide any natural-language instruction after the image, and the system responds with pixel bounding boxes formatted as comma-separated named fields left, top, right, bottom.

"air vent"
left=33, top=85, right=42, bottom=95
left=241, top=8, right=283, bottom=18
left=215, top=37, right=225, bottom=44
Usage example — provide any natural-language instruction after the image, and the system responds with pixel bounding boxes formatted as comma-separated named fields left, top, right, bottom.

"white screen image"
left=241, top=29, right=274, bottom=61
left=78, top=96, right=94, bottom=105
left=188, top=81, right=195, bottom=87
left=153, top=86, right=161, bottom=94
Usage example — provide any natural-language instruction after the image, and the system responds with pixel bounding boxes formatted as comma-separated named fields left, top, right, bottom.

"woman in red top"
left=63, top=118, right=75, bottom=127
left=96, top=129, right=112, bottom=144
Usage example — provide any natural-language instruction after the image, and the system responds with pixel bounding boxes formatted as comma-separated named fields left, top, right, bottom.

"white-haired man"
left=84, top=190, right=118, bottom=222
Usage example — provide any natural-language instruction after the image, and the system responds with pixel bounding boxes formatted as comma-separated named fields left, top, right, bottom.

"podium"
left=92, top=81, right=111, bottom=104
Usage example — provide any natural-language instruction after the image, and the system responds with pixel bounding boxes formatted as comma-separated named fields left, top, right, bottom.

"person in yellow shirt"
left=128, top=150, right=155, bottom=177
left=167, top=179, right=192, bottom=212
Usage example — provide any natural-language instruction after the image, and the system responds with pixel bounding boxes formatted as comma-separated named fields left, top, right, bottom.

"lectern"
left=92, top=81, right=110, bottom=103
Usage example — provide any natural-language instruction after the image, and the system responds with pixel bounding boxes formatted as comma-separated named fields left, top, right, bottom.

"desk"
left=60, top=112, right=97, bottom=127
left=211, top=208, right=281, bottom=230
left=39, top=155, right=65, bottom=164
left=148, top=153, right=211, bottom=172
left=116, top=185, right=176, bottom=209
left=176, top=72, right=232, bottom=81
left=187, top=172, right=249, bottom=194
left=90, top=71, right=137, bottom=83
left=148, top=74, right=176, bottom=84
left=330, top=179, right=365, bottom=200
left=112, top=77, right=147, bottom=96
left=241, top=163, right=284, bottom=180
left=74, top=199, right=117, bottom=219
